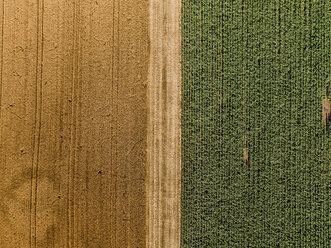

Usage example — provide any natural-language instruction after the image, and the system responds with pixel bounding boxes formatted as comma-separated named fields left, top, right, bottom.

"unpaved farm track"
left=0, top=0, right=158, bottom=247
left=147, top=0, right=181, bottom=247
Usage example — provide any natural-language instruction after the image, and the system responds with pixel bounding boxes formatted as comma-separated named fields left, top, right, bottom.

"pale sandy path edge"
left=147, top=0, right=181, bottom=247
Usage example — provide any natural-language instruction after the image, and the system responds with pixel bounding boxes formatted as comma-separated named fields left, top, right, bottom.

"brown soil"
left=0, top=0, right=149, bottom=247
left=323, top=99, right=330, bottom=126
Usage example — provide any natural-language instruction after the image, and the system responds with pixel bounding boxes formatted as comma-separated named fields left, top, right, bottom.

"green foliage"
left=181, top=1, right=330, bottom=247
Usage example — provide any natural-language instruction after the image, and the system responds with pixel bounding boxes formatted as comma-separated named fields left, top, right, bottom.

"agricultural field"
left=0, top=0, right=149, bottom=247
left=181, top=0, right=330, bottom=247
left=0, top=0, right=329, bottom=247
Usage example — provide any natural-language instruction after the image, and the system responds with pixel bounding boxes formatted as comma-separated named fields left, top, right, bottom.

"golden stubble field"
left=0, top=0, right=181, bottom=247
left=0, top=0, right=149, bottom=247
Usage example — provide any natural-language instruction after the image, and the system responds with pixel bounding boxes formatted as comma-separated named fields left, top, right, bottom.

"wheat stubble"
left=0, top=0, right=149, bottom=247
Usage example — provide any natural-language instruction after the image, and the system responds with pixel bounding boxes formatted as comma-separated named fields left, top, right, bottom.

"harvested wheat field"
left=0, top=0, right=180, bottom=247
left=0, top=0, right=330, bottom=248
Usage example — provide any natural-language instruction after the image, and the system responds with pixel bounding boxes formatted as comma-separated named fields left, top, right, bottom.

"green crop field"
left=181, top=1, right=330, bottom=247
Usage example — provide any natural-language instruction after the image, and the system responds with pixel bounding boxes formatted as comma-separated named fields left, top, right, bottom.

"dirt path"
left=0, top=0, right=149, bottom=247
left=147, top=0, right=181, bottom=247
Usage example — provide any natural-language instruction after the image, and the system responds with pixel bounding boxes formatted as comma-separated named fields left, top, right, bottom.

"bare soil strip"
left=147, top=0, right=181, bottom=247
